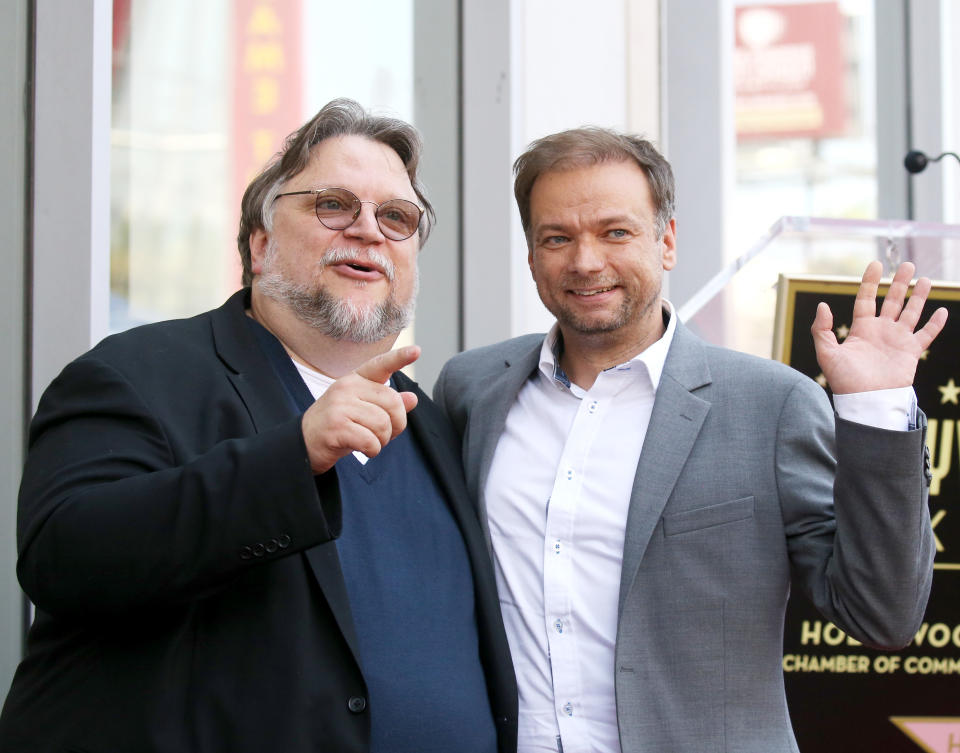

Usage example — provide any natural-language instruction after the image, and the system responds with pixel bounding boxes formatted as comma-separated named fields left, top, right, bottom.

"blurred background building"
left=2, top=0, right=959, bottom=703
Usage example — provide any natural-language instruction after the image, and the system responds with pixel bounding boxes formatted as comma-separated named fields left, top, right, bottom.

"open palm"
left=812, top=261, right=948, bottom=395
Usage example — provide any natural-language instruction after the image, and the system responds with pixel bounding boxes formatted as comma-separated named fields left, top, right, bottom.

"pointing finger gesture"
left=301, top=346, right=421, bottom=473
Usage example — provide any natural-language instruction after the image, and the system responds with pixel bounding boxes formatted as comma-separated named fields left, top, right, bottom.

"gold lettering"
left=926, top=419, right=954, bottom=496
left=931, top=509, right=946, bottom=553
left=800, top=620, right=822, bottom=645
left=823, top=622, right=846, bottom=646
left=245, top=42, right=285, bottom=73
left=247, top=5, right=282, bottom=35
left=927, top=623, right=951, bottom=648
left=948, top=733, right=960, bottom=752
left=251, top=76, right=279, bottom=115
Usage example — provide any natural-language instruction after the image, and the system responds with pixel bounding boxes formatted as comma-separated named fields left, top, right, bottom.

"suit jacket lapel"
left=465, top=342, right=542, bottom=546
left=618, top=322, right=713, bottom=613
left=210, top=290, right=362, bottom=661
left=211, top=290, right=297, bottom=432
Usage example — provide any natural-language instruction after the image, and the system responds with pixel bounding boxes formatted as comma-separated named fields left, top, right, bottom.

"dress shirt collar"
left=538, top=299, right=679, bottom=394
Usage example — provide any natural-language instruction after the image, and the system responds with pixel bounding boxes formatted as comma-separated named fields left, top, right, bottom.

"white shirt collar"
left=537, top=299, right=679, bottom=393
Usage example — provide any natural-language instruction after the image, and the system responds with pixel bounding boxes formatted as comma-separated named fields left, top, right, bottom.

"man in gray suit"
left=434, top=127, right=947, bottom=753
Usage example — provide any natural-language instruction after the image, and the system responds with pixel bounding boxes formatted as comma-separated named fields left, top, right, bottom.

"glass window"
left=110, top=0, right=414, bottom=333
left=720, top=0, right=878, bottom=354
left=731, top=0, right=878, bottom=258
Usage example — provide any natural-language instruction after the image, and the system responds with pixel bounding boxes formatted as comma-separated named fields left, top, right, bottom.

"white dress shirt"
left=484, top=303, right=913, bottom=753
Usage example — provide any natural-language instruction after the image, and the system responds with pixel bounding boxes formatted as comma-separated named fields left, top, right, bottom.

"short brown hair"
left=237, top=98, right=435, bottom=286
left=513, top=127, right=675, bottom=245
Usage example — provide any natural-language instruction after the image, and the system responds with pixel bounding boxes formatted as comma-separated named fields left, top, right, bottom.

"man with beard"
left=0, top=99, right=516, bottom=753
left=434, top=127, right=946, bottom=752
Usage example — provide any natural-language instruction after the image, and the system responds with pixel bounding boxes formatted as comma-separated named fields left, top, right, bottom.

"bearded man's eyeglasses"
left=273, top=187, right=423, bottom=241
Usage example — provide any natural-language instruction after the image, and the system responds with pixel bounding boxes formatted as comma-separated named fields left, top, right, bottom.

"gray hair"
left=237, top=98, right=434, bottom=286
left=513, top=127, right=676, bottom=244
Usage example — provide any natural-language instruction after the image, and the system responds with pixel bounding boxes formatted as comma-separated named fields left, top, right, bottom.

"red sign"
left=734, top=2, right=847, bottom=140
left=230, top=0, right=303, bottom=287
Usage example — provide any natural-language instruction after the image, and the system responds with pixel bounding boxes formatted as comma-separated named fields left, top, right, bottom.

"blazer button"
left=251, top=543, right=265, bottom=557
left=240, top=546, right=253, bottom=560
left=265, top=538, right=279, bottom=553
left=277, top=534, right=291, bottom=549
left=347, top=696, right=366, bottom=713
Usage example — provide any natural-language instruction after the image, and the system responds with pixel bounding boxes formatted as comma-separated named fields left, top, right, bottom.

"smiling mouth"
left=571, top=286, right=616, bottom=296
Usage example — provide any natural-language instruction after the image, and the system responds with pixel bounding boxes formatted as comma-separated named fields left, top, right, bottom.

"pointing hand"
left=301, top=346, right=421, bottom=473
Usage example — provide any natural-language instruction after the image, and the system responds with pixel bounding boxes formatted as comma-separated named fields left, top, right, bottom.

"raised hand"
left=301, top=345, right=421, bottom=473
left=811, top=261, right=948, bottom=395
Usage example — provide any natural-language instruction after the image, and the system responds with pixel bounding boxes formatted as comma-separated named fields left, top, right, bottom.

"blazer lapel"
left=210, top=290, right=297, bottom=432
left=210, top=290, right=362, bottom=661
left=618, top=323, right=713, bottom=613
left=464, top=342, right=542, bottom=545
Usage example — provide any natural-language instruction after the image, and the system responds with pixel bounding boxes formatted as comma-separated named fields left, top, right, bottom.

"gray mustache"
left=320, top=247, right=396, bottom=282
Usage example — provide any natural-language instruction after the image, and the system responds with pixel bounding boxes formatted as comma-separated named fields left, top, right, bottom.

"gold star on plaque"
left=939, top=379, right=960, bottom=405
left=920, top=350, right=930, bottom=361
left=815, top=373, right=827, bottom=388
left=836, top=324, right=850, bottom=340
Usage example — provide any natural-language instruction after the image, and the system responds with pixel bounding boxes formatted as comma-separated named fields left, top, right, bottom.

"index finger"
left=851, top=260, right=884, bottom=321
left=355, top=345, right=422, bottom=384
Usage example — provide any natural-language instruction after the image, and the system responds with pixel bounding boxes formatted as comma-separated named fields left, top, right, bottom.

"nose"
left=342, top=202, right=385, bottom=243
left=569, top=239, right=605, bottom=274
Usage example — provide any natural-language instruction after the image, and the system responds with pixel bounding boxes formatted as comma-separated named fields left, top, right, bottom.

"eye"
left=607, top=228, right=630, bottom=239
left=317, top=197, right=347, bottom=211
left=541, top=235, right=570, bottom=248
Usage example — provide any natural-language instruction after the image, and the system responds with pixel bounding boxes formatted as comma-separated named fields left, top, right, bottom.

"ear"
left=660, top=218, right=677, bottom=271
left=249, top=228, right=269, bottom=276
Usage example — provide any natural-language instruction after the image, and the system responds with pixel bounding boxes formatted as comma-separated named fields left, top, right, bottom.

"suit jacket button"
left=251, top=543, right=265, bottom=557
left=265, top=538, right=279, bottom=553
left=277, top=534, right=291, bottom=548
left=347, top=696, right=366, bottom=713
left=240, top=546, right=253, bottom=560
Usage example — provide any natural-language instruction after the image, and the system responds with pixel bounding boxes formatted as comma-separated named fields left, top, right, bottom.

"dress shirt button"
left=277, top=534, right=291, bottom=548
left=240, top=546, right=253, bottom=560
left=347, top=696, right=367, bottom=713
left=554, top=540, right=561, bottom=555
left=251, top=542, right=265, bottom=557
left=566, top=469, right=573, bottom=480
left=562, top=702, right=574, bottom=716
left=554, top=619, right=563, bottom=634
left=265, top=538, right=279, bottom=553
left=588, top=400, right=598, bottom=413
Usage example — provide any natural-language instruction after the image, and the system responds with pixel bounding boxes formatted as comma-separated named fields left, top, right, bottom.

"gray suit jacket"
left=434, top=320, right=934, bottom=753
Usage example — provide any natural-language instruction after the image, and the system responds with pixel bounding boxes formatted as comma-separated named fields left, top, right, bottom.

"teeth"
left=574, top=287, right=614, bottom=296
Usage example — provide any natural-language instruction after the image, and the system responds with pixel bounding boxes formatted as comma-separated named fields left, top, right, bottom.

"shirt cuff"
left=832, top=386, right=917, bottom=431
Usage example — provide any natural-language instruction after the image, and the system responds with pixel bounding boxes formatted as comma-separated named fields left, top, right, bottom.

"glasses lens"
left=376, top=200, right=422, bottom=240
left=314, top=188, right=361, bottom=229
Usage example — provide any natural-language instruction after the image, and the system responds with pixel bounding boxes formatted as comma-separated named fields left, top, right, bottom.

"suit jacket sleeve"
left=17, top=355, right=341, bottom=618
left=778, top=375, right=934, bottom=648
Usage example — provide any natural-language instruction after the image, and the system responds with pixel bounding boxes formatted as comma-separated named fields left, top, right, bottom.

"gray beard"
left=258, top=244, right=418, bottom=344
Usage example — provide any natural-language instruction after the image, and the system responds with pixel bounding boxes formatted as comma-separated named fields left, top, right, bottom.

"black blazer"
left=0, top=290, right=517, bottom=753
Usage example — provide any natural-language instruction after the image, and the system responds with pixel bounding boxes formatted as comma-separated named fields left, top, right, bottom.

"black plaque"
left=775, top=275, right=960, bottom=753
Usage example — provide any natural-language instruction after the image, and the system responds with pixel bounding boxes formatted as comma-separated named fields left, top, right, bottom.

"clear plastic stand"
left=678, top=216, right=960, bottom=358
